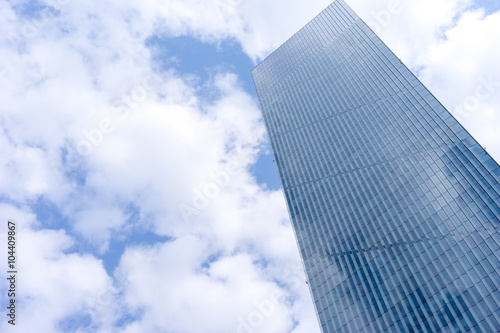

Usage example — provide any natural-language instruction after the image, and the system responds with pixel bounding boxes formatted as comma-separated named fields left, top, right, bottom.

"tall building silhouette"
left=252, top=1, right=500, bottom=332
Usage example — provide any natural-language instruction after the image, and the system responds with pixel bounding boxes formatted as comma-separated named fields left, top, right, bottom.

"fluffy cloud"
left=106, top=0, right=333, bottom=61
left=348, top=0, right=472, bottom=65
left=115, top=238, right=305, bottom=333
left=1, top=0, right=317, bottom=332
left=0, top=204, right=111, bottom=333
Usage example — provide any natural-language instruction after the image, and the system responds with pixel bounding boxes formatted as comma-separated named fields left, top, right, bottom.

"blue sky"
left=476, top=0, right=500, bottom=13
left=0, top=0, right=499, bottom=332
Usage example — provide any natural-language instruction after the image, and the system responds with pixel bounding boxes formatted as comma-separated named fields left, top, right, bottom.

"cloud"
left=348, top=0, right=473, bottom=66
left=0, top=135, right=67, bottom=201
left=1, top=1, right=318, bottom=332
left=115, top=236, right=312, bottom=333
left=0, top=204, right=111, bottom=333
left=79, top=0, right=334, bottom=62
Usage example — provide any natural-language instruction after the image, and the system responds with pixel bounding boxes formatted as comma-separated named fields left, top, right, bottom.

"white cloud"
left=90, top=0, right=333, bottom=62
left=0, top=136, right=65, bottom=201
left=1, top=0, right=319, bottom=332
left=0, top=204, right=112, bottom=333
left=115, top=237, right=311, bottom=333
left=348, top=0, right=472, bottom=65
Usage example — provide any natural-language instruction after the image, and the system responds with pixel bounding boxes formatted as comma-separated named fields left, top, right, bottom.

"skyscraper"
left=252, top=1, right=500, bottom=332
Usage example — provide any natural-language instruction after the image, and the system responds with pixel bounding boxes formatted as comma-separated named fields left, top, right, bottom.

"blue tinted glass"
left=252, top=0, right=500, bottom=332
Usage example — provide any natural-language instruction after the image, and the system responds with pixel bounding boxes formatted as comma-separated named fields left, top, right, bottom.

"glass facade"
left=252, top=1, right=500, bottom=332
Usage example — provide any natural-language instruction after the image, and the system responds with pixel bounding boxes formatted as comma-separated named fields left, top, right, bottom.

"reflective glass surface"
left=252, top=1, right=500, bottom=332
